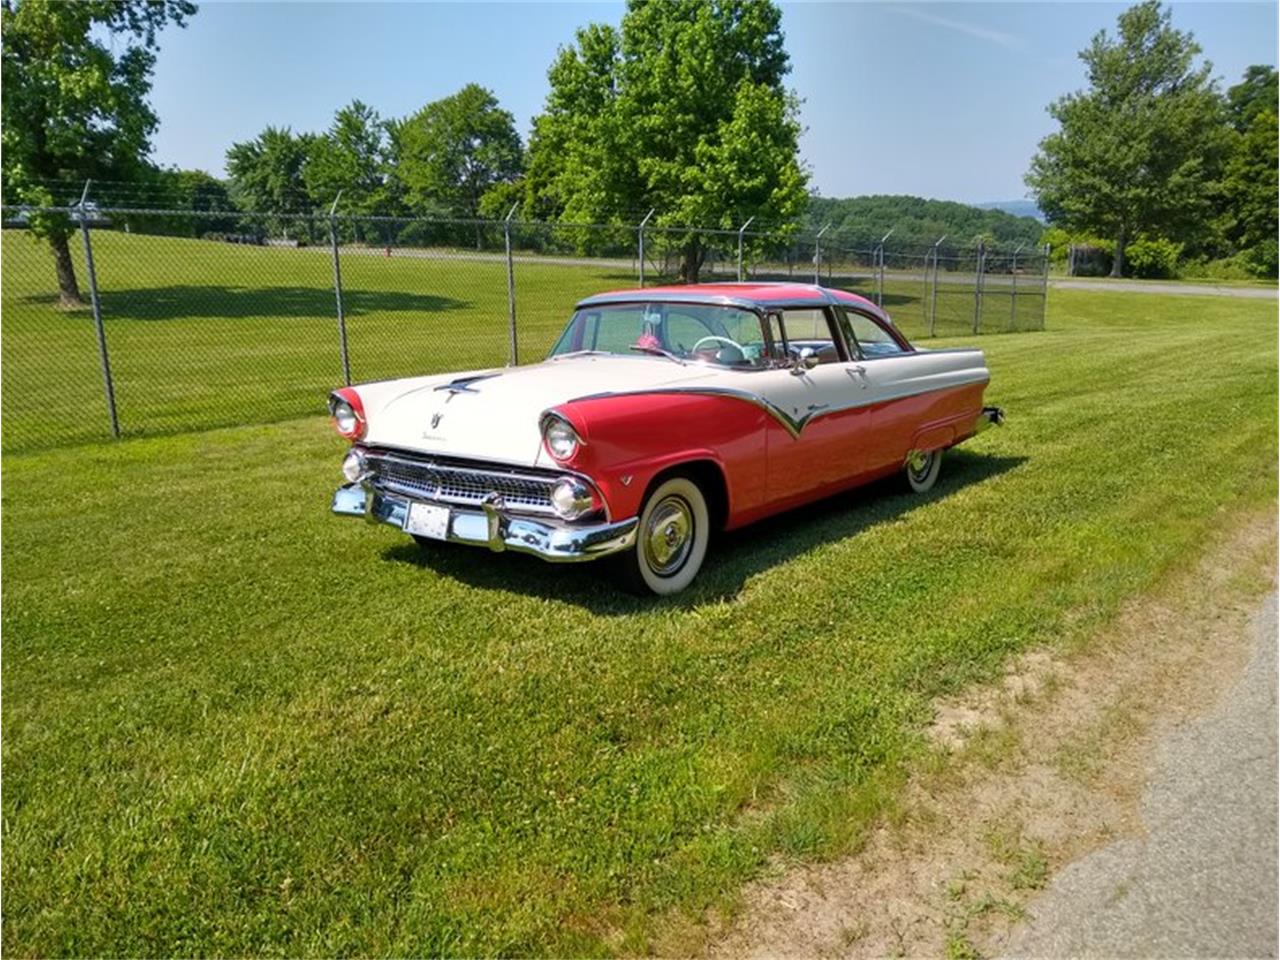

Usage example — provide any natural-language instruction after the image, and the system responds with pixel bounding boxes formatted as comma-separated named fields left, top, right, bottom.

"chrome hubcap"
left=909, top=451, right=934, bottom=481
left=644, top=495, right=694, bottom=576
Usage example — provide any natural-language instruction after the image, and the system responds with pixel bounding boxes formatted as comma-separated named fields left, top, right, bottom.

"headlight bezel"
left=540, top=412, right=583, bottom=461
left=328, top=389, right=366, bottom=440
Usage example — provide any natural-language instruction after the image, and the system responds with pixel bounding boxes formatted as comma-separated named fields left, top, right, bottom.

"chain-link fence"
left=1, top=204, right=1048, bottom=452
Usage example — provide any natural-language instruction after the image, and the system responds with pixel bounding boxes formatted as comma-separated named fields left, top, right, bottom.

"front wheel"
left=905, top=448, right=942, bottom=493
left=616, top=476, right=710, bottom=595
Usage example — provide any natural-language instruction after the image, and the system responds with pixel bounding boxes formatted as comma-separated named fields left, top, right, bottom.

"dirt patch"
left=692, top=512, right=1277, bottom=959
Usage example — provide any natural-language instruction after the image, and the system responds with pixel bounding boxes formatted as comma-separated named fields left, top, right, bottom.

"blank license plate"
left=404, top=502, right=450, bottom=540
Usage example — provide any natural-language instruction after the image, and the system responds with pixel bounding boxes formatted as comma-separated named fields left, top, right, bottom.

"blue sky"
left=144, top=1, right=1278, bottom=204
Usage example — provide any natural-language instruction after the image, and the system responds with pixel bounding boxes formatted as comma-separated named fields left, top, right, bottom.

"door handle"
left=848, top=364, right=868, bottom=388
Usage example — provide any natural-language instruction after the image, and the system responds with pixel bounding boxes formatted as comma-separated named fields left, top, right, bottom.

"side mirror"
left=790, top=347, right=819, bottom=375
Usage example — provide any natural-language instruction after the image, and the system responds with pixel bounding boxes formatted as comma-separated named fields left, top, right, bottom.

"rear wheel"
left=905, top=449, right=942, bottom=493
left=616, top=475, right=710, bottom=595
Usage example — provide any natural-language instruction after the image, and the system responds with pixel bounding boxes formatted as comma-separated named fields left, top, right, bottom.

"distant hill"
left=975, top=199, right=1045, bottom=221
left=806, top=194, right=1044, bottom=249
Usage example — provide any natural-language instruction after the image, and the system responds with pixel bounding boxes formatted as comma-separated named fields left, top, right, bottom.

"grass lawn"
left=2, top=231, right=1040, bottom=452
left=2, top=288, right=1275, bottom=955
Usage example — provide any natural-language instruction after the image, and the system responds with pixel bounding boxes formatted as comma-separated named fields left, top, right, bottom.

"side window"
left=843, top=309, right=907, bottom=359
left=780, top=308, right=841, bottom=363
left=718, top=308, right=773, bottom=364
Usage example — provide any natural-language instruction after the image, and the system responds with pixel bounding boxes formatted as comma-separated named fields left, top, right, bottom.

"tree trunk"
left=679, top=239, right=705, bottom=284
left=1110, top=230, right=1126, bottom=278
left=49, top=231, right=84, bottom=308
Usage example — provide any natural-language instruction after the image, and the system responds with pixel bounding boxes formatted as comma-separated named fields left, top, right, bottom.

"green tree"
left=1220, top=67, right=1278, bottom=277
left=526, top=0, right=807, bottom=282
left=135, top=167, right=238, bottom=236
left=225, top=126, right=314, bottom=236
left=1226, top=64, right=1278, bottom=132
left=1, top=0, right=196, bottom=306
left=1025, top=1, right=1227, bottom=277
left=303, top=100, right=391, bottom=219
left=395, top=84, right=523, bottom=246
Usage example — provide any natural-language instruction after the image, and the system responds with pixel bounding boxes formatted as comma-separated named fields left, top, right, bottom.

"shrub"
left=1125, top=235, right=1182, bottom=279
left=1178, top=255, right=1257, bottom=281
left=1241, top=239, right=1279, bottom=279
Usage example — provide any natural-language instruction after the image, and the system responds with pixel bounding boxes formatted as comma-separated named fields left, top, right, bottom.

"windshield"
left=549, top=302, right=782, bottom=367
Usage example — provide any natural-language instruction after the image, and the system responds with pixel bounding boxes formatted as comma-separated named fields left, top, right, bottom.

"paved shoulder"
left=1003, top=592, right=1279, bottom=959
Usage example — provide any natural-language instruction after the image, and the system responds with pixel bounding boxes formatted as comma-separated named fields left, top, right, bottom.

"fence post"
left=876, top=228, right=894, bottom=307
left=813, top=223, right=830, bottom=285
left=638, top=208, right=655, bottom=287
left=972, top=239, right=986, bottom=334
left=736, top=215, right=755, bottom=282
left=77, top=182, right=120, bottom=439
left=929, top=235, right=946, bottom=337
left=1009, top=242, right=1024, bottom=331
left=328, top=193, right=351, bottom=386
left=1041, top=243, right=1051, bottom=330
left=504, top=203, right=519, bottom=365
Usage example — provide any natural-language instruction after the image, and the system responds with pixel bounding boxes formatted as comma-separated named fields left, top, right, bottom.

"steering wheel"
left=691, top=335, right=745, bottom=355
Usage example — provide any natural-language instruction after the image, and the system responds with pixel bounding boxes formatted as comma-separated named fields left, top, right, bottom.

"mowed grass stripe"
left=2, top=289, right=1275, bottom=954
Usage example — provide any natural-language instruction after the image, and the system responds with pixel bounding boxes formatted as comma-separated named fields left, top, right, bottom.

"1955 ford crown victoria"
left=330, top=282, right=1002, bottom=594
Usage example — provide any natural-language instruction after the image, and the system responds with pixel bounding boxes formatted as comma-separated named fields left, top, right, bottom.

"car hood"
left=360, top=354, right=724, bottom=467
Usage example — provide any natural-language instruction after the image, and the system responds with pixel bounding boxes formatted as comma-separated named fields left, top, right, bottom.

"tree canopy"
left=225, top=126, right=313, bottom=219
left=303, top=100, right=392, bottom=218
left=395, top=84, right=523, bottom=222
left=1, top=0, right=196, bottom=304
left=1220, top=66, right=1278, bottom=276
left=807, top=195, right=1044, bottom=250
left=1026, top=1, right=1227, bottom=276
left=525, top=0, right=807, bottom=281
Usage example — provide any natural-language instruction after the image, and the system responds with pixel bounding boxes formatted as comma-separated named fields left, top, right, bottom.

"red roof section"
left=589, top=282, right=882, bottom=312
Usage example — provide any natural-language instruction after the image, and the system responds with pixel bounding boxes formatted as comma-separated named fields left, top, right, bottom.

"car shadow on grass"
left=382, top=449, right=1027, bottom=616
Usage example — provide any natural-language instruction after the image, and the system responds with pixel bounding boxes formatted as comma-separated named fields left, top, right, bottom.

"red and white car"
left=330, top=283, right=1002, bottom=594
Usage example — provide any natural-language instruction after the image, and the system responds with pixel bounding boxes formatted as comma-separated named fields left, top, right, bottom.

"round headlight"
left=342, top=448, right=368, bottom=483
left=544, top=417, right=580, bottom=460
left=550, top=477, right=594, bottom=520
left=333, top=399, right=359, bottom=436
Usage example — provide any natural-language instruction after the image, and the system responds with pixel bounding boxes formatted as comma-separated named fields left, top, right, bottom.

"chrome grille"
left=367, top=452, right=557, bottom=514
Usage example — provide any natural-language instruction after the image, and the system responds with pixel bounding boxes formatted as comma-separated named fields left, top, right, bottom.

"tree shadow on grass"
left=20, top=285, right=467, bottom=322
left=383, top=449, right=1027, bottom=616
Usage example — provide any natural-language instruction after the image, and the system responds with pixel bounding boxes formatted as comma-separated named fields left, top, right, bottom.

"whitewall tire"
left=905, top=449, right=942, bottom=493
left=618, top=476, right=710, bottom=595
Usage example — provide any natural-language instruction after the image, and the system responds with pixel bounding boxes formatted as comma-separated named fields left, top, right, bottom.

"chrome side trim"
left=332, top=484, right=638, bottom=563
left=559, top=374, right=992, bottom=441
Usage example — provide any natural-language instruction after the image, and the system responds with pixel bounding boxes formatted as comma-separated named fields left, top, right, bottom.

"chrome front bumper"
left=331, top=483, right=638, bottom=563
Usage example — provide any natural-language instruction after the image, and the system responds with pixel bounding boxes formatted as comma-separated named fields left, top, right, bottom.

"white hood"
left=359, top=355, right=723, bottom=467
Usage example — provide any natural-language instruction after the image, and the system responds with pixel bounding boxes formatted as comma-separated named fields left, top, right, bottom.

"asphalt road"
left=1003, top=591, right=1279, bottom=959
